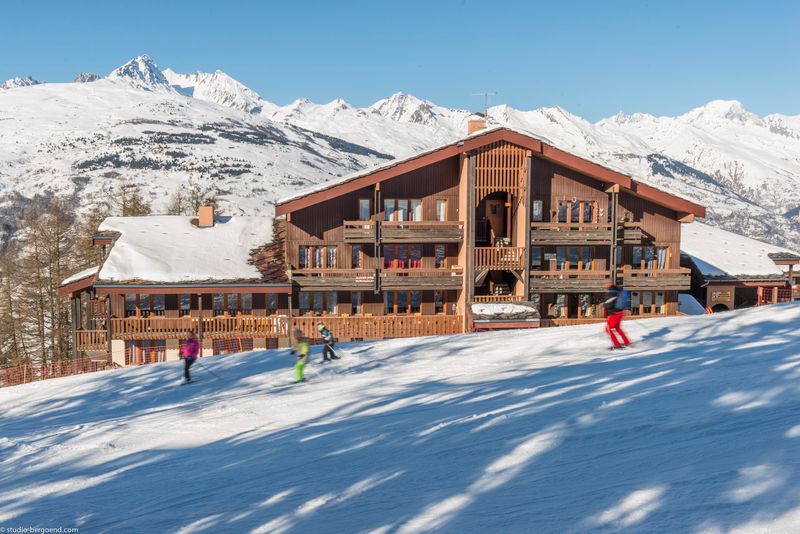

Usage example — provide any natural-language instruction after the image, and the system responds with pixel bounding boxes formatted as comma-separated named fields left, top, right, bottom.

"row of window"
left=299, top=244, right=448, bottom=270
left=533, top=291, right=668, bottom=319
left=357, top=198, right=449, bottom=222
left=530, top=246, right=670, bottom=270
left=124, top=293, right=278, bottom=317
left=298, top=290, right=446, bottom=316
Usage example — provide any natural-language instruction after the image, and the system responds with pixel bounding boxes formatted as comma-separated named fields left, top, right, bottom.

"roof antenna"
left=472, top=92, right=497, bottom=121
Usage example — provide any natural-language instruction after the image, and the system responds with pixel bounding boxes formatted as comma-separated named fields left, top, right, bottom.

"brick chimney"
left=467, top=114, right=486, bottom=135
left=198, top=205, right=215, bottom=228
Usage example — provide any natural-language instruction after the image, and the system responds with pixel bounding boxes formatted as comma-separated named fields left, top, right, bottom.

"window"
left=530, top=293, right=541, bottom=313
left=384, top=246, right=395, bottom=269
left=352, top=245, right=363, bottom=268
left=557, top=247, right=567, bottom=270
left=532, top=200, right=543, bottom=222
left=125, top=294, right=137, bottom=317
left=397, top=199, right=409, bottom=221
left=571, top=202, right=581, bottom=223
left=351, top=291, right=362, bottom=315
left=531, top=247, right=542, bottom=270
left=140, top=294, right=150, bottom=317
left=557, top=201, right=568, bottom=223
left=384, top=290, right=421, bottom=314
left=553, top=294, right=567, bottom=318
left=633, top=246, right=642, bottom=267
left=434, top=290, right=444, bottom=315
left=655, top=291, right=665, bottom=314
left=435, top=245, right=446, bottom=269
left=581, top=247, right=592, bottom=268
left=213, top=293, right=224, bottom=316
left=580, top=294, right=594, bottom=318
left=299, top=245, right=310, bottom=269
left=569, top=247, right=580, bottom=268
left=384, top=245, right=419, bottom=269
left=630, top=291, right=641, bottom=315
left=410, top=199, right=422, bottom=221
left=583, top=202, right=595, bottom=223
left=266, top=294, right=278, bottom=315
left=410, top=245, right=422, bottom=269
left=314, top=247, right=324, bottom=269
left=180, top=294, right=191, bottom=316
left=436, top=199, right=447, bottom=222
left=359, top=198, right=371, bottom=221
left=327, top=246, right=337, bottom=269
left=615, top=247, right=622, bottom=267
left=325, top=291, right=337, bottom=314
left=644, top=246, right=655, bottom=269
left=299, top=292, right=311, bottom=315
left=657, top=247, right=668, bottom=270
left=313, top=292, right=324, bottom=314
left=384, top=199, right=396, bottom=221
left=153, top=294, right=165, bottom=316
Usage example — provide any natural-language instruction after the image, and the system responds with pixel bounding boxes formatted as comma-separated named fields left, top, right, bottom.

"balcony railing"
left=381, top=221, right=464, bottom=243
left=618, top=266, right=691, bottom=291
left=290, top=268, right=377, bottom=290
left=110, top=316, right=287, bottom=340
left=472, top=295, right=525, bottom=303
left=531, top=222, right=613, bottom=245
left=475, top=247, right=525, bottom=270
left=343, top=220, right=377, bottom=242
left=529, top=270, right=612, bottom=292
left=380, top=267, right=464, bottom=290
left=620, top=222, right=643, bottom=243
left=76, top=329, right=108, bottom=351
left=291, top=315, right=463, bottom=339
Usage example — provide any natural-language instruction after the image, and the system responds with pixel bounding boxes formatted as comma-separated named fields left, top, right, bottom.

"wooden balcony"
left=475, top=247, right=525, bottom=270
left=343, top=220, right=376, bottom=242
left=531, top=222, right=613, bottom=245
left=290, top=268, right=377, bottom=290
left=381, top=221, right=464, bottom=243
left=620, top=222, right=643, bottom=243
left=110, top=316, right=287, bottom=340
left=76, top=329, right=108, bottom=351
left=291, top=314, right=463, bottom=339
left=618, top=267, right=691, bottom=291
left=473, top=295, right=524, bottom=303
left=380, top=267, right=463, bottom=290
left=529, top=270, right=612, bottom=292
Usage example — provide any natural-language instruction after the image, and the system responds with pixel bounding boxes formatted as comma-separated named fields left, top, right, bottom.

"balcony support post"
left=71, top=296, right=79, bottom=359
left=106, top=296, right=112, bottom=354
left=523, top=154, right=533, bottom=298
left=197, top=294, right=204, bottom=350
left=466, top=152, right=476, bottom=304
left=609, top=187, right=619, bottom=285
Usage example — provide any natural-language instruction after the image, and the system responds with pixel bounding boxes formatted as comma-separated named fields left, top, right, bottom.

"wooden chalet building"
left=59, top=207, right=292, bottom=366
left=275, top=121, right=706, bottom=333
left=681, top=221, right=800, bottom=311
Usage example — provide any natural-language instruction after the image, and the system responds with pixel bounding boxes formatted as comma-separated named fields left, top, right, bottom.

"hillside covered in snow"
left=1, top=54, right=799, bottom=249
left=2, top=304, right=800, bottom=532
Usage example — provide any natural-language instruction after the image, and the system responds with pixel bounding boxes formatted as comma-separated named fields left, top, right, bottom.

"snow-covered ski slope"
left=3, top=304, right=800, bottom=532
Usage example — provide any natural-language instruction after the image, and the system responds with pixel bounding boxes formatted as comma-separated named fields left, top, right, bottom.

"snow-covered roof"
left=276, top=125, right=559, bottom=206
left=60, top=266, right=99, bottom=287
left=96, top=215, right=274, bottom=284
left=681, top=221, right=799, bottom=279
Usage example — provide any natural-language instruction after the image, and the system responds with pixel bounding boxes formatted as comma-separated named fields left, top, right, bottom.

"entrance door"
left=485, top=200, right=506, bottom=243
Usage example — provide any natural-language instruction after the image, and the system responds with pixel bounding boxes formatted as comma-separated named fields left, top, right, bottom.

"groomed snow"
left=97, top=215, right=273, bottom=283
left=681, top=221, right=798, bottom=278
left=60, top=265, right=98, bottom=286
left=3, top=304, right=800, bottom=532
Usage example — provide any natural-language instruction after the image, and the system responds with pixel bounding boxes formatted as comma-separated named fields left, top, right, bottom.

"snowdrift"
left=2, top=304, right=800, bottom=532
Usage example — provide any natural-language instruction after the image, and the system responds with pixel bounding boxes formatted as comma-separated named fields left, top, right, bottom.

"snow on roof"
left=678, top=293, right=706, bottom=315
left=97, top=215, right=273, bottom=284
left=60, top=266, right=99, bottom=287
left=276, top=125, right=563, bottom=206
left=680, top=221, right=799, bottom=278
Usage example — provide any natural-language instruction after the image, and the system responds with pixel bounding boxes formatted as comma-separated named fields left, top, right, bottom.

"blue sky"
left=2, top=0, right=798, bottom=121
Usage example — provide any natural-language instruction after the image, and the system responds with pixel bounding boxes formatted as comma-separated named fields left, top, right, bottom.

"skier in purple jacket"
left=181, top=331, right=200, bottom=382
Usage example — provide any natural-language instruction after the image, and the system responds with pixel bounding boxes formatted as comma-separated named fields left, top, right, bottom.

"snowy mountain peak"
left=73, top=72, right=101, bottom=83
left=685, top=99, right=759, bottom=124
left=369, top=92, right=438, bottom=126
left=108, top=55, right=171, bottom=90
left=1, top=76, right=44, bottom=90
left=162, top=68, right=265, bottom=114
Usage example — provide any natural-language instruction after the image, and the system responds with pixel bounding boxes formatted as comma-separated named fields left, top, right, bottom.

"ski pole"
left=195, top=359, right=223, bottom=380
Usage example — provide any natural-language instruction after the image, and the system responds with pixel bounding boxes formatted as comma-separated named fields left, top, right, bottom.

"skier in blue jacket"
left=317, top=322, right=340, bottom=362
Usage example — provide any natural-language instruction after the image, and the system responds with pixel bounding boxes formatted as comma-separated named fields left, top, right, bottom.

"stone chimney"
left=467, top=114, right=486, bottom=135
left=198, top=205, right=215, bottom=228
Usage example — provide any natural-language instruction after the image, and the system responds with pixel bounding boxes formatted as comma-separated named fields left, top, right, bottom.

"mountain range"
left=1, top=54, right=799, bottom=250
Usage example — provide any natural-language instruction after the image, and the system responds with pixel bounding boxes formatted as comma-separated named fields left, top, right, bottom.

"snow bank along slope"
left=2, top=304, right=800, bottom=532
left=682, top=220, right=799, bottom=278
left=97, top=215, right=272, bottom=283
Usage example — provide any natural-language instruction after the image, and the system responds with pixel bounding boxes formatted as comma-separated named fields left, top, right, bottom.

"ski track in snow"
left=2, top=305, right=800, bottom=532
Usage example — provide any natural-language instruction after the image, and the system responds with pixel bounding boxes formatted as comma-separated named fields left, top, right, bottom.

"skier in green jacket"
left=293, top=329, right=309, bottom=383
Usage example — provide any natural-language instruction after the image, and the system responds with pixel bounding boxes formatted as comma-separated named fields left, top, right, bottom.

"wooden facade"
left=279, top=127, right=705, bottom=330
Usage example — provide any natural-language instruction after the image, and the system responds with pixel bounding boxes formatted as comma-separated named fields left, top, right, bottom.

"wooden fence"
left=475, top=247, right=525, bottom=270
left=290, top=315, right=463, bottom=340
left=0, top=356, right=117, bottom=389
